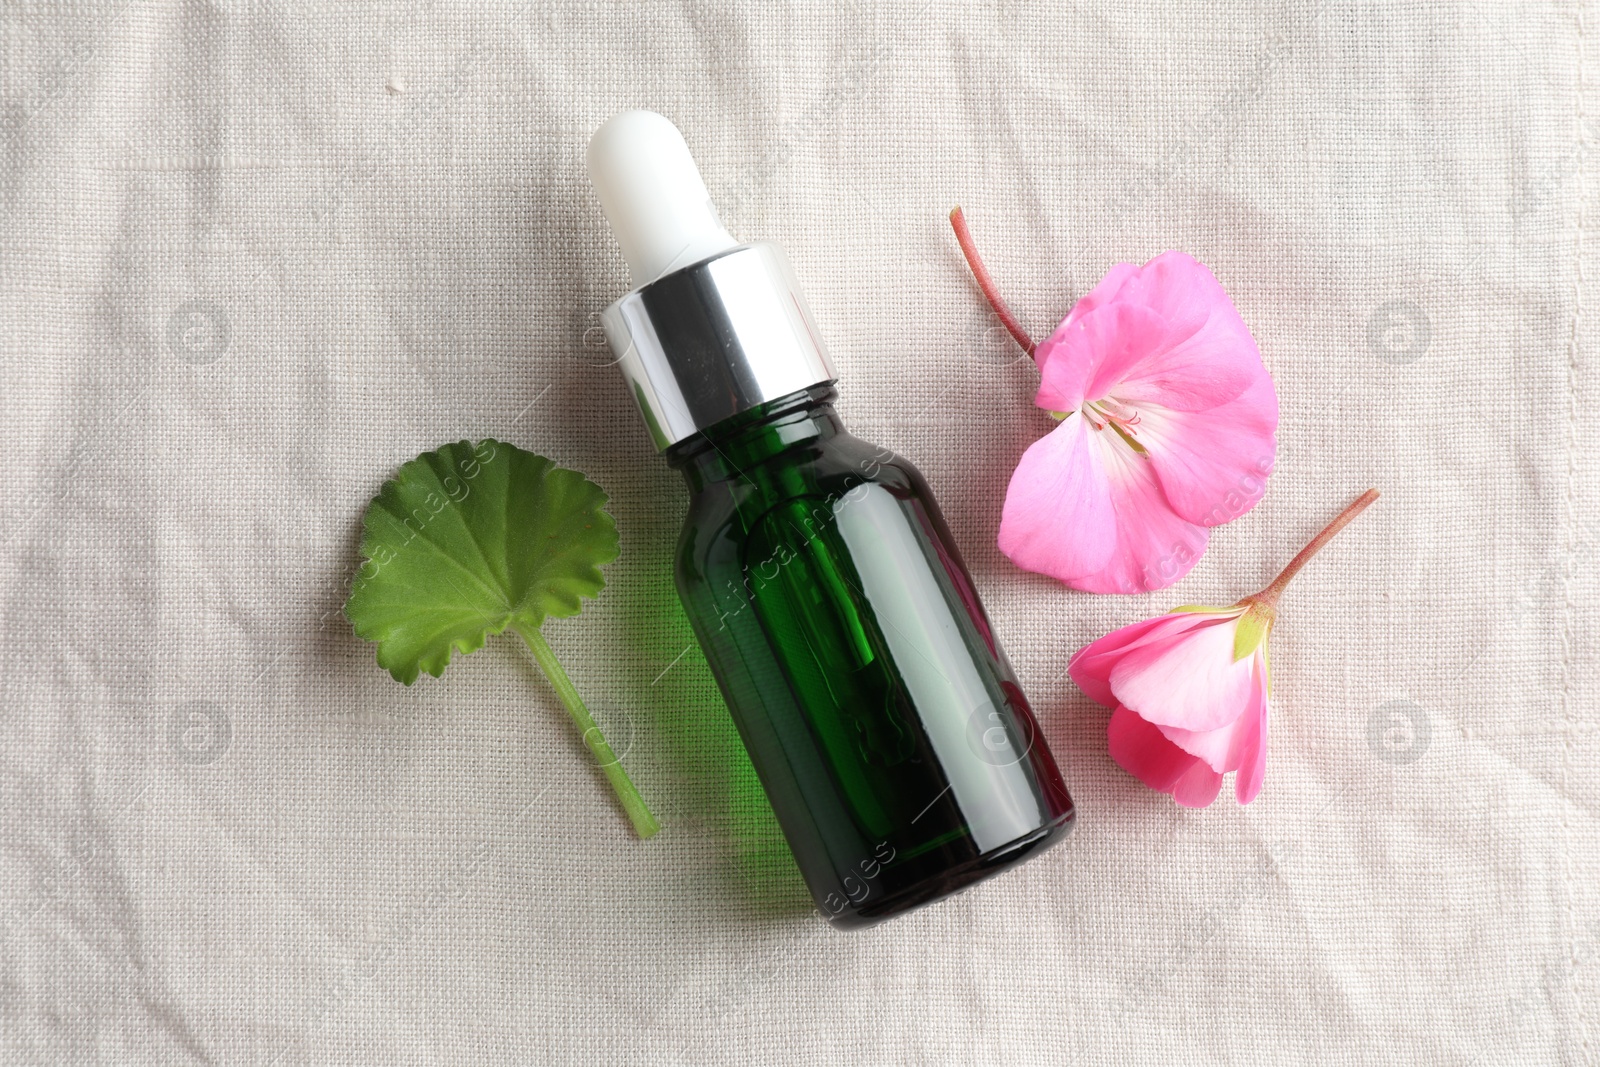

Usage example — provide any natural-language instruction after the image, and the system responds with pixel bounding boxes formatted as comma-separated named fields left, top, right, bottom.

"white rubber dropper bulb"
left=586, top=110, right=740, bottom=289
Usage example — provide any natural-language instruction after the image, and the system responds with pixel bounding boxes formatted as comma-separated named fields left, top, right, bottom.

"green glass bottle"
left=590, top=111, right=1074, bottom=928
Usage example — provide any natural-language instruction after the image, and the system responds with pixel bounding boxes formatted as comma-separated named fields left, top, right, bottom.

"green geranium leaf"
left=345, top=439, right=656, bottom=838
left=346, top=439, right=617, bottom=683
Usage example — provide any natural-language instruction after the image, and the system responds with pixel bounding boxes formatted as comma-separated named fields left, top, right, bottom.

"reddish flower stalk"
left=949, top=206, right=1036, bottom=359
left=1249, top=489, right=1381, bottom=609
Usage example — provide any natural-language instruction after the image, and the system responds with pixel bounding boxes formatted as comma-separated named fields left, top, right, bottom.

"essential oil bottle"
left=588, top=111, right=1074, bottom=928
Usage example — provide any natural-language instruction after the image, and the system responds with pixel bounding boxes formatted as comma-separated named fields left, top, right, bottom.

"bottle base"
left=824, top=810, right=1076, bottom=931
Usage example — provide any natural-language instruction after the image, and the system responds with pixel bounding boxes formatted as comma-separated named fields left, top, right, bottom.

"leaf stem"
left=1253, top=489, right=1380, bottom=608
left=516, top=626, right=660, bottom=839
left=949, top=206, right=1036, bottom=359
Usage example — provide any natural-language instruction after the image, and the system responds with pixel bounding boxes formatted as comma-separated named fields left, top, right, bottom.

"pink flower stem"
left=1253, top=489, right=1381, bottom=608
left=949, top=206, right=1036, bottom=359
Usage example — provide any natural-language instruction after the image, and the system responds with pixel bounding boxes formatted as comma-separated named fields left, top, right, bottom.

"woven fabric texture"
left=2, top=2, right=1597, bottom=1064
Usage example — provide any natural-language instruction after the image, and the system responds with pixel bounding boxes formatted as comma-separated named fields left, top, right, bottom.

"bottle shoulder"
left=675, top=430, right=933, bottom=572
left=685, top=431, right=929, bottom=514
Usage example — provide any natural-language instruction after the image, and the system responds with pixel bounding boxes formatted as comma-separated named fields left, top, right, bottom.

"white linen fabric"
left=3, top=2, right=1598, bottom=1063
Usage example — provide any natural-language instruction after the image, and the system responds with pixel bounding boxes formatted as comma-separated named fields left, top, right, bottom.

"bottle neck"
left=665, top=384, right=841, bottom=490
left=601, top=244, right=837, bottom=450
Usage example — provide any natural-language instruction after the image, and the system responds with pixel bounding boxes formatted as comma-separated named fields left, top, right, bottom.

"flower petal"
left=1106, top=704, right=1200, bottom=790
left=1101, top=251, right=1216, bottom=340
left=1036, top=252, right=1265, bottom=415
left=1061, top=262, right=1139, bottom=331
left=1064, top=436, right=1209, bottom=594
left=1068, top=610, right=1232, bottom=708
left=1035, top=301, right=1165, bottom=414
left=1234, top=663, right=1270, bottom=804
left=1032, top=263, right=1140, bottom=406
left=1132, top=373, right=1278, bottom=527
left=1096, top=253, right=1266, bottom=413
left=1171, top=760, right=1225, bottom=808
left=1108, top=613, right=1256, bottom=731
left=1156, top=651, right=1270, bottom=774
left=998, top=414, right=1117, bottom=582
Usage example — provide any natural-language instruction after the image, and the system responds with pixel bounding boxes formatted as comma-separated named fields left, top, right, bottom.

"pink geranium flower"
left=1069, top=490, right=1379, bottom=807
left=950, top=209, right=1278, bottom=593
left=1073, top=605, right=1272, bottom=806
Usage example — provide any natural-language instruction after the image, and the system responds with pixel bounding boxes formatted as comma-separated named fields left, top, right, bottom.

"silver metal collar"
left=599, top=243, right=837, bottom=450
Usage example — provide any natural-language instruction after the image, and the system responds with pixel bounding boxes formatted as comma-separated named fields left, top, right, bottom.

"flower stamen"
left=1083, top=398, right=1142, bottom=436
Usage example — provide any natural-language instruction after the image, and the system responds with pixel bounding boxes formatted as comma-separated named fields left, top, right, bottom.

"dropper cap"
left=588, top=110, right=835, bottom=451
left=586, top=110, right=740, bottom=288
